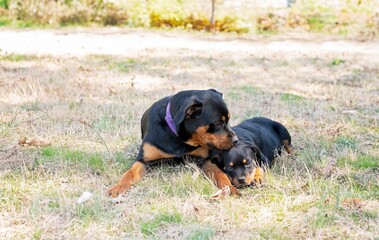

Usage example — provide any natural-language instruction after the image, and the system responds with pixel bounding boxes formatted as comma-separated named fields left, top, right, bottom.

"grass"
left=0, top=30, right=378, bottom=239
left=280, top=93, right=306, bottom=104
left=140, top=213, right=182, bottom=236
left=330, top=59, right=346, bottom=66
left=0, top=54, right=37, bottom=62
left=353, top=155, right=379, bottom=169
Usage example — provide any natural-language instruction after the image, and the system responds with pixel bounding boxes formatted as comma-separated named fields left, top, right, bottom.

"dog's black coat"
left=233, top=117, right=291, bottom=167
left=138, top=89, right=237, bottom=162
left=108, top=89, right=239, bottom=197
left=212, top=117, right=292, bottom=187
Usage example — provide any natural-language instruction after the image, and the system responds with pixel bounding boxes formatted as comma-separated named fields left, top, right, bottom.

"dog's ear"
left=173, top=97, right=203, bottom=125
left=208, top=89, right=223, bottom=98
left=184, top=100, right=203, bottom=120
left=250, top=146, right=258, bottom=154
left=209, top=150, right=223, bottom=164
left=251, top=146, right=270, bottom=167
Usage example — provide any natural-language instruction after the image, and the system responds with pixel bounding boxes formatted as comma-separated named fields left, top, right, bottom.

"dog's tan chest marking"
left=189, top=146, right=209, bottom=158
left=185, top=125, right=209, bottom=146
left=143, top=143, right=175, bottom=161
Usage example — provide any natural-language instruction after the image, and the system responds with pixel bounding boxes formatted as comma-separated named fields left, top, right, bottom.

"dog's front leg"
left=108, top=141, right=176, bottom=197
left=107, top=161, right=147, bottom=197
left=202, top=160, right=240, bottom=196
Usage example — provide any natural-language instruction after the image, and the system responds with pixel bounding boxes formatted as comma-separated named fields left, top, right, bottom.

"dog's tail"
left=273, top=122, right=293, bottom=155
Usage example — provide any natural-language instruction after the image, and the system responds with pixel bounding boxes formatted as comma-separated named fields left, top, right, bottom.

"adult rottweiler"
left=211, top=117, right=293, bottom=188
left=108, top=89, right=239, bottom=197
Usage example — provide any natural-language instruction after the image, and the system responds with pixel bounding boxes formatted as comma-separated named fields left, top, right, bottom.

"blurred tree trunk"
left=210, top=0, right=215, bottom=31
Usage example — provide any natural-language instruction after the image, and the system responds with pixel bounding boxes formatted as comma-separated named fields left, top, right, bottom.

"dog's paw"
left=252, top=167, right=264, bottom=187
left=107, top=183, right=128, bottom=198
left=229, top=185, right=241, bottom=196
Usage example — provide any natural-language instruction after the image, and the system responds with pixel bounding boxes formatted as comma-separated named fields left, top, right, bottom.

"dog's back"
left=232, top=117, right=292, bottom=166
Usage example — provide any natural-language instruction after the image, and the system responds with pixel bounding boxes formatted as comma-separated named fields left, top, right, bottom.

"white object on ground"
left=77, top=191, right=93, bottom=204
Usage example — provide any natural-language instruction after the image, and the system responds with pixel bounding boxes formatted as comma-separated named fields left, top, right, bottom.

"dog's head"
left=171, top=89, right=237, bottom=151
left=213, top=141, right=261, bottom=187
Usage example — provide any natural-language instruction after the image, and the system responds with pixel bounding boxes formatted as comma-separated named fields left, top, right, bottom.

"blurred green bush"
left=0, top=0, right=378, bottom=38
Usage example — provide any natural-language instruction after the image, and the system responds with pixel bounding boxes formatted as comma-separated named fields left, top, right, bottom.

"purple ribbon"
left=165, top=101, right=178, bottom=136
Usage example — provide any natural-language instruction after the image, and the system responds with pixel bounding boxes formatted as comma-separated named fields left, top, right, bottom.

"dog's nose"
left=231, top=134, right=238, bottom=145
left=227, top=126, right=238, bottom=144
left=238, top=177, right=246, bottom=184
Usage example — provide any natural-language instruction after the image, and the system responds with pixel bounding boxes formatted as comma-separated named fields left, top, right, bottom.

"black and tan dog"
left=212, top=117, right=293, bottom=188
left=108, top=89, right=239, bottom=197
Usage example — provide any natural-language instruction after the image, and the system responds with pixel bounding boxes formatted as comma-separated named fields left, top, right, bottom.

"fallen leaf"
left=324, top=197, right=331, bottom=206
left=108, top=87, right=118, bottom=96
left=19, top=136, right=51, bottom=147
left=210, top=186, right=231, bottom=200
left=193, top=205, right=199, bottom=213
left=342, top=198, right=363, bottom=210
left=79, top=118, right=92, bottom=127
left=60, top=178, right=69, bottom=184
left=18, top=137, right=27, bottom=145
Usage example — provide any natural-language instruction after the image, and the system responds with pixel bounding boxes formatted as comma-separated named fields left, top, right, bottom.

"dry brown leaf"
left=18, top=137, right=27, bottom=145
left=18, top=136, right=51, bottom=147
left=324, top=197, right=331, bottom=206
left=108, top=87, right=118, bottom=96
left=193, top=205, right=199, bottom=213
left=342, top=198, right=363, bottom=210
left=210, top=186, right=231, bottom=200
left=79, top=118, right=92, bottom=127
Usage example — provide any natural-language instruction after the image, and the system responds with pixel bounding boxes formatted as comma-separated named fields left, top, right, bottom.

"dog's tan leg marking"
left=283, top=140, right=294, bottom=154
left=107, top=161, right=147, bottom=197
left=202, top=160, right=240, bottom=196
left=253, top=166, right=263, bottom=185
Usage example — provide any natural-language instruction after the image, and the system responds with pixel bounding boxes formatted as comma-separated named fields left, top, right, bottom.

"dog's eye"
left=217, top=120, right=226, bottom=127
left=242, top=159, right=251, bottom=165
left=226, top=162, right=234, bottom=170
left=216, top=120, right=223, bottom=126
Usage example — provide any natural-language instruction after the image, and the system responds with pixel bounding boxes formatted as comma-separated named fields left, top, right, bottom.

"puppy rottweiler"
left=212, top=117, right=293, bottom=188
left=108, top=89, right=239, bottom=197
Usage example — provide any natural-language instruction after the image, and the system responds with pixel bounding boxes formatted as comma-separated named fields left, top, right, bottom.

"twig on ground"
left=12, top=113, right=48, bottom=127
left=78, top=119, right=111, bottom=156
left=9, top=109, right=22, bottom=126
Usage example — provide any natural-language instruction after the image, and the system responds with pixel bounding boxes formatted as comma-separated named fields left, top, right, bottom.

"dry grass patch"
left=0, top=31, right=378, bottom=239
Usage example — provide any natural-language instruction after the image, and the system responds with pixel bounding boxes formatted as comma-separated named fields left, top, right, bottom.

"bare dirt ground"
left=0, top=28, right=378, bottom=239
left=1, top=28, right=379, bottom=57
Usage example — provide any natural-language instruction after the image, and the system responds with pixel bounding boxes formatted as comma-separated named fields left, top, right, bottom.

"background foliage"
left=0, top=0, right=378, bottom=38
